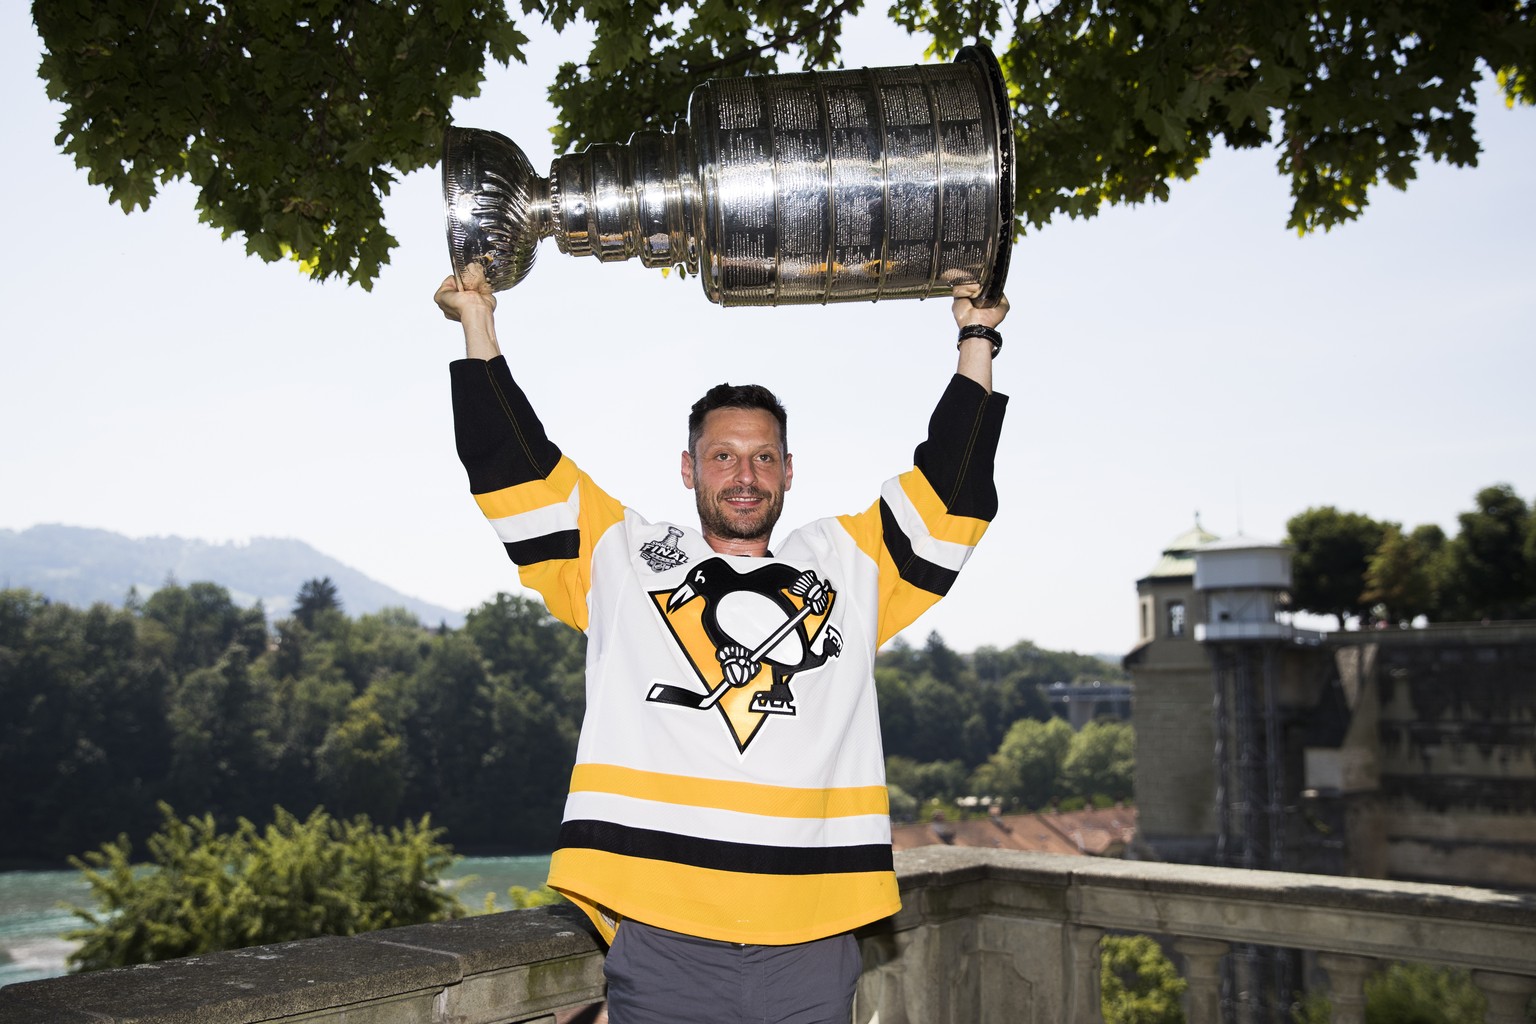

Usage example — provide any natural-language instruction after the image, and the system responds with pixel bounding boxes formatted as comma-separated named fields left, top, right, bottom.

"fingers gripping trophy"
left=440, top=44, right=1015, bottom=308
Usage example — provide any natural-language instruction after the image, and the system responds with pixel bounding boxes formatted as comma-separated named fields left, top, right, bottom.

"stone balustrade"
left=2, top=847, right=1532, bottom=1024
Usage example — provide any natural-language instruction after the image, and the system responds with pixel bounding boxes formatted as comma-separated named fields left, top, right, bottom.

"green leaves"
left=34, top=0, right=523, bottom=289
left=1101, top=934, right=1187, bottom=1024
left=32, top=0, right=1536, bottom=287
left=65, top=803, right=463, bottom=971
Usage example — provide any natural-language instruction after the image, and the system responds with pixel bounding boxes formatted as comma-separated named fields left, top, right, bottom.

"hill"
left=0, top=524, right=464, bottom=627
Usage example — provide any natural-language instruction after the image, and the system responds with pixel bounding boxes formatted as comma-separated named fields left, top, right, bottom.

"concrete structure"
left=1125, top=523, right=1223, bottom=863
left=3, top=848, right=1533, bottom=1024
left=1125, top=523, right=1536, bottom=893
left=1045, top=680, right=1134, bottom=729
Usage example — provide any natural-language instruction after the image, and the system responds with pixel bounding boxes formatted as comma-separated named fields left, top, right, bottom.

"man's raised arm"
left=435, top=263, right=501, bottom=361
left=950, top=283, right=1009, bottom=394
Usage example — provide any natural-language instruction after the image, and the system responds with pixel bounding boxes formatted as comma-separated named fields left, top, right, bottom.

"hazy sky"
left=2, top=8, right=1533, bottom=657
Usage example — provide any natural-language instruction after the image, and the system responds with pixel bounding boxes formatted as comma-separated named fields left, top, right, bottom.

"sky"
left=2, top=8, right=1533, bottom=659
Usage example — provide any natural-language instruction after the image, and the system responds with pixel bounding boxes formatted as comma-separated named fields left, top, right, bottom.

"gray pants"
left=603, top=920, right=860, bottom=1024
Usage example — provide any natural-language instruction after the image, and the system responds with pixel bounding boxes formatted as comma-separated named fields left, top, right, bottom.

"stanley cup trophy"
left=442, top=44, right=1013, bottom=307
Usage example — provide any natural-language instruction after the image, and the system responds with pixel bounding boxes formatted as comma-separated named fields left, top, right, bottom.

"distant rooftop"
left=891, top=806, right=1138, bottom=857
left=1141, top=521, right=1220, bottom=580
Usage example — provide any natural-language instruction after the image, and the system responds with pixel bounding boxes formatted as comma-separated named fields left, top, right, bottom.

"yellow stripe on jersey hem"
left=473, top=455, right=580, bottom=519
left=570, top=763, right=889, bottom=819
left=550, top=848, right=899, bottom=946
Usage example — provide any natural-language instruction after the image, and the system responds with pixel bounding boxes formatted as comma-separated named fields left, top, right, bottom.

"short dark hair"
left=687, top=383, right=788, bottom=457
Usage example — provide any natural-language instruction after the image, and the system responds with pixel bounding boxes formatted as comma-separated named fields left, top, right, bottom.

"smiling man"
left=435, top=264, right=1008, bottom=1024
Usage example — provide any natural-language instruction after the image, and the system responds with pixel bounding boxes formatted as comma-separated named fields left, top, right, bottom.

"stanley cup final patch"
left=645, top=558, right=843, bottom=752
left=639, top=526, right=690, bottom=573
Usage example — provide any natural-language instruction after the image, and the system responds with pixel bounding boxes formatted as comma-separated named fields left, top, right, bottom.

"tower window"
left=1168, top=601, right=1187, bottom=638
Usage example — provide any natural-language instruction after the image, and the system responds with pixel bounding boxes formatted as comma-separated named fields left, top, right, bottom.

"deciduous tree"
left=1446, top=484, right=1533, bottom=620
left=1062, top=720, right=1135, bottom=802
left=33, top=0, right=1534, bottom=287
left=1286, top=507, right=1390, bottom=626
left=969, top=716, right=1075, bottom=808
left=1361, top=523, right=1448, bottom=624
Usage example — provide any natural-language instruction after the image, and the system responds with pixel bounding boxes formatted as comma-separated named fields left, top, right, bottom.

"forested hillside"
left=0, top=525, right=463, bottom=627
left=0, top=580, right=1124, bottom=864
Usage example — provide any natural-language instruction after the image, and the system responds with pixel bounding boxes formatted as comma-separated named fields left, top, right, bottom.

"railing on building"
left=2, top=847, right=1532, bottom=1024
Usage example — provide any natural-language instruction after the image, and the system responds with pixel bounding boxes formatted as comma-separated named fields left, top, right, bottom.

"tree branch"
left=682, top=0, right=865, bottom=78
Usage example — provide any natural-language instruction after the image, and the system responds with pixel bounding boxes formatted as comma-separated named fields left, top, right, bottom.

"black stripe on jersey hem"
left=505, top=530, right=580, bottom=565
left=558, top=820, right=894, bottom=876
left=879, top=499, right=959, bottom=598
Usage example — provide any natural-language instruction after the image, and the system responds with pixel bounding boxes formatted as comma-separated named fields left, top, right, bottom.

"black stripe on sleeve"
left=911, top=375, right=1008, bottom=521
left=451, top=356, right=565, bottom=495
left=879, top=499, right=959, bottom=598
left=557, top=820, right=894, bottom=876
left=504, top=530, right=581, bottom=567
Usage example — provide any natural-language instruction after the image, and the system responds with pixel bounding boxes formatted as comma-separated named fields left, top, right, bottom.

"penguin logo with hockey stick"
left=646, top=558, right=842, bottom=750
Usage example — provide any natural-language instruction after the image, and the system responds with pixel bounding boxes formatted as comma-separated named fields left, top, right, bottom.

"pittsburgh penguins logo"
left=646, top=558, right=843, bottom=751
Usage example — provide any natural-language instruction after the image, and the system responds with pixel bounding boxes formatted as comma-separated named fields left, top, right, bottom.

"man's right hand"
left=435, top=264, right=501, bottom=360
left=435, top=263, right=496, bottom=322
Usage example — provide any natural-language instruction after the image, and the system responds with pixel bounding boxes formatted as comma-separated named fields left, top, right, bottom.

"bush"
left=1366, top=962, right=1485, bottom=1024
left=1293, top=961, right=1491, bottom=1024
left=66, top=802, right=465, bottom=971
left=1101, top=934, right=1186, bottom=1024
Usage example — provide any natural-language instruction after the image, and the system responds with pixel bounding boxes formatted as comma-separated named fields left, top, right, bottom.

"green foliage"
left=2, top=575, right=1121, bottom=861
left=1062, top=720, right=1135, bottom=802
left=1299, top=961, right=1490, bottom=1024
left=1447, top=484, right=1535, bottom=620
left=293, top=576, right=343, bottom=631
left=885, top=756, right=969, bottom=806
left=476, top=883, right=564, bottom=914
left=1362, top=523, right=1448, bottom=625
left=1286, top=507, right=1392, bottom=625
left=885, top=782, right=919, bottom=822
left=969, top=716, right=1076, bottom=808
left=34, top=0, right=1534, bottom=286
left=33, top=0, right=527, bottom=289
left=1289, top=484, right=1536, bottom=627
left=1364, top=962, right=1486, bottom=1024
left=0, top=591, right=173, bottom=857
left=0, top=579, right=584, bottom=863
left=878, top=633, right=1122, bottom=770
left=505, top=884, right=564, bottom=909
left=65, top=803, right=464, bottom=971
left=1100, top=934, right=1186, bottom=1024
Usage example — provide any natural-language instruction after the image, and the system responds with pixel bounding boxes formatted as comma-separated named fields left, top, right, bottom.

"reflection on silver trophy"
left=442, top=44, right=1014, bottom=308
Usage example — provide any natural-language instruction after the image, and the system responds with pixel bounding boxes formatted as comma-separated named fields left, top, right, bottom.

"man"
left=435, top=264, right=1008, bottom=1023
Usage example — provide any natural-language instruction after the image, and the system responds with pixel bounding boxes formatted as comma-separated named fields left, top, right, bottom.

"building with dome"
left=1124, top=522, right=1535, bottom=889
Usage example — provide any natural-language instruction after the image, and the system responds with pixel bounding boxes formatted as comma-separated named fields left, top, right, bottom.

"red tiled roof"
left=890, top=806, right=1138, bottom=856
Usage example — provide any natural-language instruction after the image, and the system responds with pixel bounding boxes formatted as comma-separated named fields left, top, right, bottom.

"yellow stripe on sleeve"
left=898, top=468, right=990, bottom=547
left=836, top=503, right=945, bottom=646
left=472, top=456, right=582, bottom=520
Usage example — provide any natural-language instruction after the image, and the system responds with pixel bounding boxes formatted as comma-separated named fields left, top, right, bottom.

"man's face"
left=681, top=407, right=792, bottom=550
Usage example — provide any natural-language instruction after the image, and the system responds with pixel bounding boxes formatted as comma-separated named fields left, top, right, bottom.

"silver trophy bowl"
left=443, top=44, right=1013, bottom=307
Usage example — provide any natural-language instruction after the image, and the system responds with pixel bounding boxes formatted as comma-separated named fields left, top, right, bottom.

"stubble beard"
left=695, top=486, right=785, bottom=544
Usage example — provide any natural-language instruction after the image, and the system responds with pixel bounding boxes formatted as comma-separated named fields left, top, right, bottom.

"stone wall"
left=9, top=849, right=1532, bottom=1024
